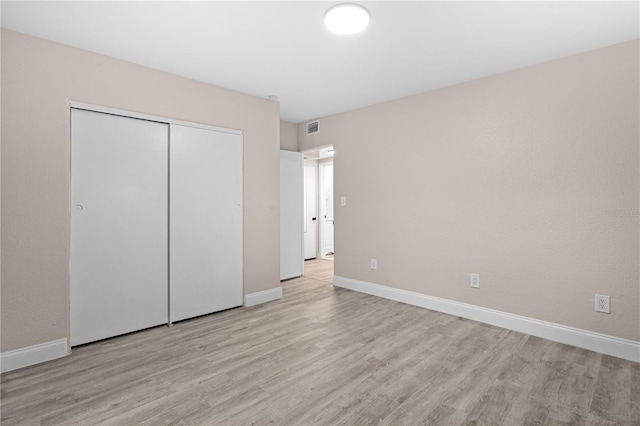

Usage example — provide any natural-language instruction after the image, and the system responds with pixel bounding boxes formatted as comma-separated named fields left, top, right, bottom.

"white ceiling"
left=2, top=1, right=638, bottom=123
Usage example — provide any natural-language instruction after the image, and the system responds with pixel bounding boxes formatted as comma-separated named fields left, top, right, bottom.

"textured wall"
left=300, top=40, right=639, bottom=341
left=280, top=120, right=298, bottom=151
left=1, top=30, right=281, bottom=352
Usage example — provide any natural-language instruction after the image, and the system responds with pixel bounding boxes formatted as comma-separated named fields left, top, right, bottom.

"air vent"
left=307, top=120, right=319, bottom=135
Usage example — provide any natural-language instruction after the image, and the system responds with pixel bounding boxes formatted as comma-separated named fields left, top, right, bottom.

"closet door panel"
left=170, top=125, right=243, bottom=323
left=70, top=109, right=169, bottom=346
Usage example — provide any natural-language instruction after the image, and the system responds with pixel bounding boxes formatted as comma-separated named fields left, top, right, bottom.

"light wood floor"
left=1, top=258, right=638, bottom=425
left=302, top=257, right=334, bottom=283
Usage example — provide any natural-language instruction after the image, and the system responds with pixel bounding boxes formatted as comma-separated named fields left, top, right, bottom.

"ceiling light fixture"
left=324, top=3, right=370, bottom=35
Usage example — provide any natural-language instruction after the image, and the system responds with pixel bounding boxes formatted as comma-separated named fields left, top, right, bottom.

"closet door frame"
left=70, top=102, right=243, bottom=136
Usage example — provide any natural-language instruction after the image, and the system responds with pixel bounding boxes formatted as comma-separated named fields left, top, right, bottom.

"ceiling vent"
left=306, top=120, right=319, bottom=135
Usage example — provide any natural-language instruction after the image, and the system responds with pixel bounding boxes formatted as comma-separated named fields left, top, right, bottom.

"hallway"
left=302, top=258, right=334, bottom=283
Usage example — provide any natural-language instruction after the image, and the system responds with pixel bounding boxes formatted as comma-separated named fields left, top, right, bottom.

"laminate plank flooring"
left=303, top=257, right=334, bottom=283
left=2, top=258, right=638, bottom=425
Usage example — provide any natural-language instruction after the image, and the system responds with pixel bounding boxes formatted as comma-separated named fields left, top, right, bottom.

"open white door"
left=319, top=161, right=334, bottom=258
left=304, top=165, right=317, bottom=259
left=280, top=150, right=304, bottom=280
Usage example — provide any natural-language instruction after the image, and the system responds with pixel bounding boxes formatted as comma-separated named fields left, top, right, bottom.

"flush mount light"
left=324, top=3, right=370, bottom=35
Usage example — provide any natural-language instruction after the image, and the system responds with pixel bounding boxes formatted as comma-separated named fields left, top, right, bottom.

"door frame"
left=300, top=145, right=334, bottom=261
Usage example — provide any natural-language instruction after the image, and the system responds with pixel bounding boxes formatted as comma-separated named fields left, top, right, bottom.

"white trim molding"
left=70, top=101, right=243, bottom=135
left=1, top=338, right=70, bottom=373
left=333, top=276, right=640, bottom=362
left=244, top=287, right=283, bottom=307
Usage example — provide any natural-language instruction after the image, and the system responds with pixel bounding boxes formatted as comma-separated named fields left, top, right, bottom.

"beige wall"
left=300, top=40, right=639, bottom=341
left=280, top=120, right=298, bottom=151
left=0, top=30, right=281, bottom=352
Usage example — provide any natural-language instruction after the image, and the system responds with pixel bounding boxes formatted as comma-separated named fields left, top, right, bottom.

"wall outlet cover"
left=470, top=273, right=480, bottom=288
left=595, top=294, right=610, bottom=313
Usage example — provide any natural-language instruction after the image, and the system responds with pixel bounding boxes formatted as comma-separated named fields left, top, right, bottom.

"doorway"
left=301, top=146, right=334, bottom=264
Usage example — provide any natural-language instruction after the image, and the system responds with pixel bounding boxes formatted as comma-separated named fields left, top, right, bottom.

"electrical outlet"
left=340, top=196, right=347, bottom=206
left=470, top=273, right=480, bottom=288
left=595, top=294, right=610, bottom=313
left=370, top=259, right=377, bottom=270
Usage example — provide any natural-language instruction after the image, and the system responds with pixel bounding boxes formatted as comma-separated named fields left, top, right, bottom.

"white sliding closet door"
left=169, top=125, right=243, bottom=323
left=70, top=109, right=169, bottom=346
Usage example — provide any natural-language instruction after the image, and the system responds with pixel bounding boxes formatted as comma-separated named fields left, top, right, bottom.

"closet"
left=70, top=107, right=243, bottom=346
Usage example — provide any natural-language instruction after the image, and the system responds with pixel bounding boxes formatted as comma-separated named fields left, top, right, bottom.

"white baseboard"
left=244, top=287, right=283, bottom=307
left=333, top=276, right=640, bottom=363
left=1, top=338, right=70, bottom=373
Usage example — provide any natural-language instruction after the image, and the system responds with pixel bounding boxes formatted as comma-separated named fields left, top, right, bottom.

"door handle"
left=312, top=217, right=317, bottom=221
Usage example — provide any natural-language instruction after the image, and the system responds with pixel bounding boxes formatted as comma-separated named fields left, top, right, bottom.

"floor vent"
left=307, top=120, right=319, bottom=135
